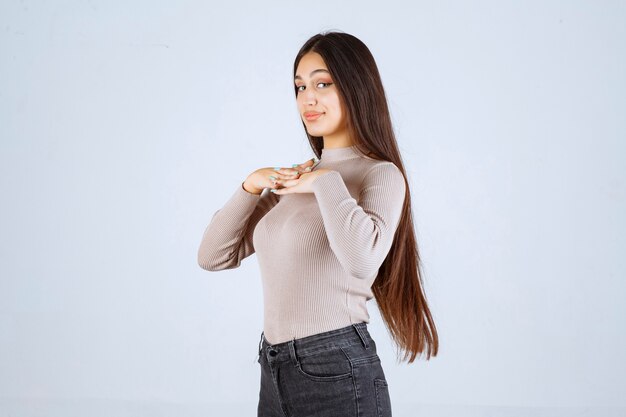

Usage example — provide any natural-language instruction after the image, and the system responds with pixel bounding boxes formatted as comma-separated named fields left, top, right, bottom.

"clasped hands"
left=243, top=157, right=332, bottom=195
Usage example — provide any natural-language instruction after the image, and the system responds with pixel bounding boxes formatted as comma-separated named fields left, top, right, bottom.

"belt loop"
left=288, top=337, right=299, bottom=366
left=254, top=331, right=264, bottom=364
left=352, top=322, right=369, bottom=349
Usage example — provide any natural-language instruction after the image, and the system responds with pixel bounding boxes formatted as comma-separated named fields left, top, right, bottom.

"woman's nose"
left=303, top=90, right=317, bottom=104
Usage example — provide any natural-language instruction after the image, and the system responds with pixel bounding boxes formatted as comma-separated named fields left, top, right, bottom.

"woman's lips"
left=305, top=112, right=323, bottom=121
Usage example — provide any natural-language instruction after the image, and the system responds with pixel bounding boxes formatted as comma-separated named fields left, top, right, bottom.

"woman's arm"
left=197, top=182, right=279, bottom=271
left=310, top=162, right=406, bottom=280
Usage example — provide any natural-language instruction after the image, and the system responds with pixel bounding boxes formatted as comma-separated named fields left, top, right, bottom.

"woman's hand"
left=270, top=166, right=334, bottom=195
left=242, top=157, right=320, bottom=195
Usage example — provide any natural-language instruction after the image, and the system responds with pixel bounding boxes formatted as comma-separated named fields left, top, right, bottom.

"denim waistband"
left=258, top=322, right=372, bottom=361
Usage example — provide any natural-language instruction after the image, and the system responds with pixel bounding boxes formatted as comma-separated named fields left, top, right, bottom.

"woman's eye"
left=295, top=82, right=333, bottom=93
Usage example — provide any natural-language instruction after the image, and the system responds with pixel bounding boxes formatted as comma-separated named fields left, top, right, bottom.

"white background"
left=1, top=1, right=624, bottom=416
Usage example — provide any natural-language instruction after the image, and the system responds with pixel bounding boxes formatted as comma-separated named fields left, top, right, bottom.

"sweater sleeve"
left=310, top=162, right=406, bottom=280
left=197, top=182, right=279, bottom=271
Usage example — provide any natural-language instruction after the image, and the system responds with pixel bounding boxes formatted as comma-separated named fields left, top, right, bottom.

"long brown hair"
left=293, top=30, right=439, bottom=363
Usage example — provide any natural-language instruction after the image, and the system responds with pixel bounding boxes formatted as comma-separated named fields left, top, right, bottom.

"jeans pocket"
left=295, top=346, right=353, bottom=382
left=374, top=378, right=391, bottom=417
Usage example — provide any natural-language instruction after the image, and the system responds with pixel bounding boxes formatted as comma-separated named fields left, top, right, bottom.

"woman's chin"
left=306, top=127, right=328, bottom=136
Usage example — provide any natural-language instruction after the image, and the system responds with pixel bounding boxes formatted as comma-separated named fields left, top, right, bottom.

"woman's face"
left=294, top=52, right=347, bottom=140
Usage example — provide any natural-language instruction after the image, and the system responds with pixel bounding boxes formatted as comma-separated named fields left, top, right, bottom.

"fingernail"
left=292, top=164, right=299, bottom=168
left=273, top=166, right=281, bottom=171
left=304, top=167, right=312, bottom=172
left=269, top=175, right=276, bottom=180
left=270, top=189, right=277, bottom=193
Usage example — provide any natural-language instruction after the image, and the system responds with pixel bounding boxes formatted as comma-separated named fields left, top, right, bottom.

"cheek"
left=319, top=96, right=340, bottom=114
left=330, top=96, right=344, bottom=115
left=330, top=101, right=345, bottom=121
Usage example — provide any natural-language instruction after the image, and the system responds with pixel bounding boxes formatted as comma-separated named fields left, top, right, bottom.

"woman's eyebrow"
left=294, top=69, right=330, bottom=81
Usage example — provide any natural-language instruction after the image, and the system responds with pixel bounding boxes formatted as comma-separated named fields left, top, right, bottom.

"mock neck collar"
left=319, top=145, right=361, bottom=162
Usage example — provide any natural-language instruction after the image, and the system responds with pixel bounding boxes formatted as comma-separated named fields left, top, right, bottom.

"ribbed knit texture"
left=197, top=145, right=406, bottom=344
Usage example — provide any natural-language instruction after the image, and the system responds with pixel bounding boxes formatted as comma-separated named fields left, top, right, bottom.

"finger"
left=297, top=164, right=314, bottom=174
left=269, top=167, right=294, bottom=180
left=289, top=164, right=304, bottom=175
left=275, top=157, right=318, bottom=178
left=279, top=177, right=299, bottom=187
left=289, top=157, right=316, bottom=170
left=271, top=171, right=298, bottom=182
left=268, top=174, right=295, bottom=188
left=273, top=166, right=301, bottom=177
left=268, top=174, right=280, bottom=186
left=289, top=157, right=318, bottom=175
left=270, top=185, right=293, bottom=195
left=300, top=157, right=318, bottom=168
left=270, top=183, right=286, bottom=194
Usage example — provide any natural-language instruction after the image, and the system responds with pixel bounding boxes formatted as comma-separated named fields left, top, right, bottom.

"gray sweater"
left=197, top=145, right=406, bottom=344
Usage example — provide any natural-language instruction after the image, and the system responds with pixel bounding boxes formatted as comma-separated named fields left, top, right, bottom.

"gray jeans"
left=256, top=322, right=392, bottom=417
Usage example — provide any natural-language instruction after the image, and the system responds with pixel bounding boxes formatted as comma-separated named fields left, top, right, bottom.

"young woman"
left=198, top=30, right=438, bottom=417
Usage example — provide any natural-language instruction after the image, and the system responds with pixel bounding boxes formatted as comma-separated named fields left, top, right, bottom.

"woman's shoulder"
left=361, top=157, right=402, bottom=176
left=356, top=148, right=401, bottom=171
left=356, top=158, right=404, bottom=190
